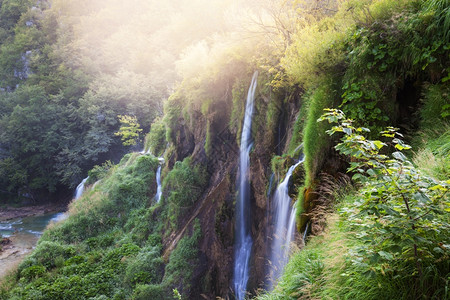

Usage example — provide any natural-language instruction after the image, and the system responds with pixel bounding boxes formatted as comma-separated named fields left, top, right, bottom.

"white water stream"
left=267, top=158, right=304, bottom=289
left=233, top=71, right=258, bottom=300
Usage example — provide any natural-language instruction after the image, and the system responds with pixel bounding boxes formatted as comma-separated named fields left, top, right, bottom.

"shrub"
left=320, top=109, right=450, bottom=298
left=132, top=284, right=164, bottom=300
left=86, top=160, right=115, bottom=185
left=162, top=220, right=201, bottom=297
left=20, top=265, right=46, bottom=282
left=162, top=158, right=207, bottom=229
left=19, top=241, right=75, bottom=271
left=124, top=246, right=164, bottom=286
left=145, top=117, right=166, bottom=156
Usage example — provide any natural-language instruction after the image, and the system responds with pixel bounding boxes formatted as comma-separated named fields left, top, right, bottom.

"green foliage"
left=163, top=94, right=183, bottom=144
left=115, top=115, right=143, bottom=146
left=320, top=109, right=450, bottom=297
left=229, top=79, right=246, bottom=140
left=106, top=154, right=159, bottom=209
left=19, top=241, right=75, bottom=271
left=418, top=84, right=450, bottom=131
left=302, top=81, right=337, bottom=188
left=287, top=101, right=309, bottom=156
left=162, top=158, right=207, bottom=229
left=422, top=0, right=450, bottom=42
left=282, top=2, right=350, bottom=88
left=20, top=265, right=47, bottom=283
left=124, top=246, right=164, bottom=286
left=339, top=78, right=389, bottom=132
left=204, top=121, right=212, bottom=157
left=86, top=160, right=115, bottom=185
left=146, top=118, right=166, bottom=156
left=162, top=220, right=201, bottom=298
left=131, top=284, right=164, bottom=300
left=123, top=207, right=159, bottom=245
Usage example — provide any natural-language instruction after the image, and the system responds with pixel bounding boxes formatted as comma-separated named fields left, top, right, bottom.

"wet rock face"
left=165, top=82, right=302, bottom=298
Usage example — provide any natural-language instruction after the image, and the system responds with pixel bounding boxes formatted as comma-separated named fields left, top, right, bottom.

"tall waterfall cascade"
left=233, top=71, right=258, bottom=300
left=267, top=157, right=304, bottom=290
left=155, top=157, right=164, bottom=203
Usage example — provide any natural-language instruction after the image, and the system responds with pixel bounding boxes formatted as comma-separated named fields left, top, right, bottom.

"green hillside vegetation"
left=0, top=153, right=206, bottom=299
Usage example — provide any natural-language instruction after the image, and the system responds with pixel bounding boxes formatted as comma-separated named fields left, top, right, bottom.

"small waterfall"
left=302, top=221, right=310, bottom=242
left=155, top=165, right=162, bottom=203
left=154, top=156, right=164, bottom=203
left=233, top=71, right=258, bottom=300
left=51, top=176, right=89, bottom=224
left=74, top=176, right=89, bottom=200
left=267, top=158, right=304, bottom=290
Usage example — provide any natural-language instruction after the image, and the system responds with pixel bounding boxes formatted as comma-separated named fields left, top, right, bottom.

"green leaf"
left=343, top=127, right=352, bottom=135
left=378, top=251, right=393, bottom=260
left=373, top=140, right=385, bottom=149
left=392, top=151, right=406, bottom=161
left=367, top=169, right=377, bottom=177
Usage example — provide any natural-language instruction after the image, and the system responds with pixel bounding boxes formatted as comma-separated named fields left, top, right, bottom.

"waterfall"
left=233, top=71, right=258, bottom=300
left=155, top=165, right=162, bottom=202
left=51, top=176, right=89, bottom=224
left=74, top=177, right=89, bottom=200
left=154, top=156, right=164, bottom=203
left=267, top=158, right=304, bottom=290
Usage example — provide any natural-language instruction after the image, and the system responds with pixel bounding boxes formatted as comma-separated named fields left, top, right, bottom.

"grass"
left=302, top=80, right=337, bottom=188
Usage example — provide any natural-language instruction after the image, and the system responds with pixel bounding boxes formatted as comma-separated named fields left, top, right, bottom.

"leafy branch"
left=318, top=108, right=450, bottom=284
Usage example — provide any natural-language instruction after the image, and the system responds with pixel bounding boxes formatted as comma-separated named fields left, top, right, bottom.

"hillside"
left=0, top=0, right=449, bottom=299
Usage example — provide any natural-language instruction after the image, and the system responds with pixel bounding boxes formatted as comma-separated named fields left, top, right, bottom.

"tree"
left=115, top=115, right=142, bottom=146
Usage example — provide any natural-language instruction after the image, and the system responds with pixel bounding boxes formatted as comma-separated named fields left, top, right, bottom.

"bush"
left=320, top=109, right=450, bottom=298
left=20, top=265, right=46, bottom=282
left=132, top=284, right=164, bottom=300
left=107, top=154, right=159, bottom=209
left=145, top=118, right=166, bottom=156
left=162, top=220, right=201, bottom=297
left=162, top=158, right=207, bottom=229
left=124, top=246, right=164, bottom=286
left=19, top=241, right=75, bottom=271
left=86, top=160, right=115, bottom=185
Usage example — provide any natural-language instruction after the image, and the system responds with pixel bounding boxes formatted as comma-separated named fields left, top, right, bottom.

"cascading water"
left=266, top=158, right=304, bottom=290
left=233, top=71, right=258, bottom=300
left=155, top=163, right=163, bottom=203
left=74, top=176, right=89, bottom=200
left=51, top=176, right=89, bottom=223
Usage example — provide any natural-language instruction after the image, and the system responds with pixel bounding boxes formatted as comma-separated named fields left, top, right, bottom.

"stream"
left=0, top=212, right=64, bottom=279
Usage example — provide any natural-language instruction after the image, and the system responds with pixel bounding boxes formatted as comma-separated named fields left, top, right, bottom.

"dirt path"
left=0, top=233, right=39, bottom=281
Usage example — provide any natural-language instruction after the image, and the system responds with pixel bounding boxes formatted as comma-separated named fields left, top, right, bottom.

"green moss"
left=302, top=81, right=337, bottom=187
left=124, top=246, right=164, bottom=286
left=229, top=79, right=246, bottom=144
left=204, top=120, right=212, bottom=157
left=287, top=100, right=308, bottom=156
